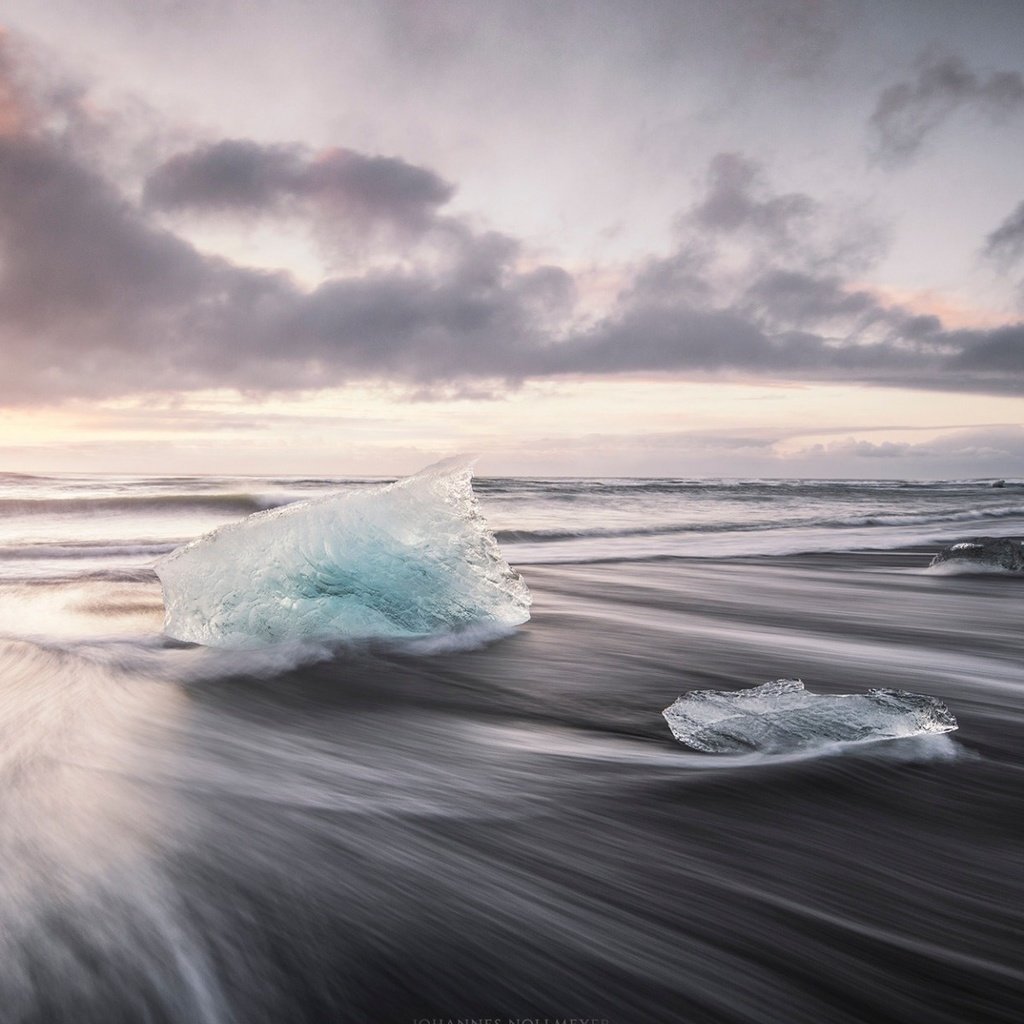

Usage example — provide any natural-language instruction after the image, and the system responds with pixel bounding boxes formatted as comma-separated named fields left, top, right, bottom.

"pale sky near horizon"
left=1, top=0, right=1023, bottom=477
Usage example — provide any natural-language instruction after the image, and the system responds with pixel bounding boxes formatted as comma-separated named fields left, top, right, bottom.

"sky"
left=0, top=0, right=1023, bottom=477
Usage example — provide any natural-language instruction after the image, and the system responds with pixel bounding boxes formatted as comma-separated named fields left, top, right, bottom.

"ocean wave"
left=0, top=541, right=178, bottom=561
left=4, top=476, right=1024, bottom=579
left=497, top=504, right=1024, bottom=545
left=477, top=477, right=1020, bottom=496
left=495, top=523, right=763, bottom=542
left=0, top=472, right=51, bottom=482
left=834, top=505, right=1024, bottom=527
left=4, top=568, right=161, bottom=585
left=0, top=493, right=289, bottom=517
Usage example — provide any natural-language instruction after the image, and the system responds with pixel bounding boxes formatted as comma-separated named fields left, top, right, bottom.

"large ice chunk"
left=929, top=537, right=1024, bottom=573
left=155, top=458, right=531, bottom=647
left=662, top=679, right=957, bottom=753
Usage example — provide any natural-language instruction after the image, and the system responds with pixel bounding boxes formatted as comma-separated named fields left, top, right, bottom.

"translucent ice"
left=662, top=679, right=957, bottom=753
left=929, top=537, right=1024, bottom=573
left=155, top=457, right=531, bottom=647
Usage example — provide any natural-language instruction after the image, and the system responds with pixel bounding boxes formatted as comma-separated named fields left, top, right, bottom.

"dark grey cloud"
left=0, top=133, right=570, bottom=401
left=680, top=152, right=887, bottom=279
left=947, top=324, right=1024, bottom=373
left=740, top=270, right=878, bottom=330
left=739, top=268, right=944, bottom=345
left=983, top=200, right=1024, bottom=268
left=544, top=158, right=1022, bottom=394
left=144, top=139, right=455, bottom=233
left=869, top=54, right=1024, bottom=167
left=0, top=36, right=1022, bottom=406
left=0, top=53, right=570, bottom=402
left=555, top=306, right=967, bottom=390
left=687, top=153, right=815, bottom=244
left=144, top=140, right=305, bottom=211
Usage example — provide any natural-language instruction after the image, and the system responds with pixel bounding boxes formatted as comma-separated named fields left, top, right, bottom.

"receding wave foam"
left=505, top=521, right=1024, bottom=564
left=479, top=722, right=963, bottom=769
left=925, top=560, right=1022, bottom=576
left=1, top=617, right=508, bottom=686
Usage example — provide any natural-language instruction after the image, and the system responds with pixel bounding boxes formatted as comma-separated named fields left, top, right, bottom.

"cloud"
left=0, top=34, right=572, bottom=402
left=805, top=425, right=1024, bottom=464
left=678, top=151, right=887, bottom=279
left=687, top=152, right=815, bottom=244
left=739, top=0, right=841, bottom=79
left=739, top=270, right=878, bottom=329
left=0, top=35, right=1022, bottom=407
left=868, top=54, right=1024, bottom=167
left=947, top=324, right=1024, bottom=373
left=559, top=159, right=1022, bottom=394
left=470, top=422, right=1024, bottom=479
left=983, top=200, right=1024, bottom=269
left=0, top=127, right=572, bottom=401
left=0, top=30, right=26, bottom=134
left=556, top=304, right=1020, bottom=393
left=0, top=76, right=574, bottom=401
left=144, top=139, right=454, bottom=234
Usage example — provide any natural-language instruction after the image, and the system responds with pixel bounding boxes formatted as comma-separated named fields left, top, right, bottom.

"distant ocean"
left=2, top=472, right=1023, bottom=579
left=0, top=472, right=1021, bottom=1023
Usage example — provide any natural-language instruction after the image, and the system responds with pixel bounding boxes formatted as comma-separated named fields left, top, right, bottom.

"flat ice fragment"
left=662, top=679, right=957, bottom=753
left=155, top=457, right=530, bottom=647
left=929, top=537, right=1024, bottom=572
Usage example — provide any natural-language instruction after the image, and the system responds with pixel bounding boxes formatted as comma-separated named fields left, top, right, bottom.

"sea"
left=0, top=472, right=1021, bottom=1023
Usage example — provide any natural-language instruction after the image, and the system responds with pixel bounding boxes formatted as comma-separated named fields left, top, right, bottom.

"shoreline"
left=0, top=540, right=1021, bottom=1022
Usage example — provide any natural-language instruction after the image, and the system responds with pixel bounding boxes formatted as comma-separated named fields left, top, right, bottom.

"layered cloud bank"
left=0, top=27, right=1023, bottom=411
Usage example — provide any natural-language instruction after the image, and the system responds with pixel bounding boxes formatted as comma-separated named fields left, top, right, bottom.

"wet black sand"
left=0, top=549, right=1021, bottom=1023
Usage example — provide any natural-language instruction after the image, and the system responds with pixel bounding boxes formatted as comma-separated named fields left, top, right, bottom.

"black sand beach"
left=1, top=547, right=1021, bottom=1023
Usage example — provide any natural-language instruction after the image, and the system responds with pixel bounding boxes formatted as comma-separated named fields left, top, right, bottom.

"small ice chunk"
left=929, top=537, right=1024, bottom=573
left=662, top=679, right=957, bottom=753
left=155, top=457, right=530, bottom=647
